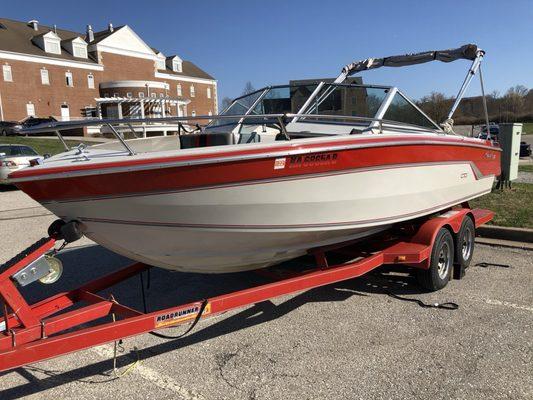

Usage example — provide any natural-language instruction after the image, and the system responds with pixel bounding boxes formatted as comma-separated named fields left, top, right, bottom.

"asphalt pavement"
left=0, top=188, right=531, bottom=400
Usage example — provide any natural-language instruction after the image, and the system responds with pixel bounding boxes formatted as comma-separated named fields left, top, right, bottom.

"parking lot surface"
left=0, top=188, right=531, bottom=400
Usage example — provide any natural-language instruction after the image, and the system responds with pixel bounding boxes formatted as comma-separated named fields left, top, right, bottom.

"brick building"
left=0, top=18, right=217, bottom=126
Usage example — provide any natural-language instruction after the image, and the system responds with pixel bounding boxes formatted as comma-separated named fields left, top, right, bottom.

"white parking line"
left=484, top=299, right=533, bottom=313
left=91, top=344, right=205, bottom=400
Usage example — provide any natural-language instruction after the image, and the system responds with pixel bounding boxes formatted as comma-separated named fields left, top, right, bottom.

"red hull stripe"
left=42, top=161, right=484, bottom=204
left=75, top=190, right=491, bottom=230
left=15, top=141, right=501, bottom=202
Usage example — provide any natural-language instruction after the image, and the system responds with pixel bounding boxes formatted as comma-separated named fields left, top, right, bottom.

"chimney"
left=27, top=20, right=39, bottom=31
left=86, top=24, right=94, bottom=42
left=108, top=23, right=114, bottom=32
left=53, top=24, right=57, bottom=33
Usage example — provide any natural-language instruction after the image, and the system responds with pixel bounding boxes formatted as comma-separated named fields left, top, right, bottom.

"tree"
left=241, top=81, right=256, bottom=96
left=220, top=97, right=233, bottom=111
left=418, top=92, right=450, bottom=123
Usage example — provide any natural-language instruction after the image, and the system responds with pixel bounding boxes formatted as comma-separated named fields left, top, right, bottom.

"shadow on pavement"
left=0, top=243, right=428, bottom=398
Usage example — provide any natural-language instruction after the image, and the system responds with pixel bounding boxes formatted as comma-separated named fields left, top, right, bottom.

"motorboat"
left=9, top=44, right=501, bottom=273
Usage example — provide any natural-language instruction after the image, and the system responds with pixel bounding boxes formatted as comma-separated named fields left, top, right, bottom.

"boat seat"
left=179, top=132, right=234, bottom=149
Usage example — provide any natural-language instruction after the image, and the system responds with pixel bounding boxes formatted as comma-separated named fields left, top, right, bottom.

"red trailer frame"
left=0, top=207, right=493, bottom=373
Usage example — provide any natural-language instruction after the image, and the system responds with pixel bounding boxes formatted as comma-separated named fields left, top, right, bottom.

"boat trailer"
left=0, top=206, right=493, bottom=373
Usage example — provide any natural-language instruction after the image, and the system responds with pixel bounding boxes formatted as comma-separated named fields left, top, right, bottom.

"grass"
left=0, top=136, right=96, bottom=156
left=522, top=122, right=533, bottom=135
left=519, top=164, right=533, bottom=173
left=470, top=183, right=533, bottom=229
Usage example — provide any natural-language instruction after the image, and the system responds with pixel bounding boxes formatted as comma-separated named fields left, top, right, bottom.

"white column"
left=118, top=102, right=123, bottom=119
left=140, top=99, right=145, bottom=119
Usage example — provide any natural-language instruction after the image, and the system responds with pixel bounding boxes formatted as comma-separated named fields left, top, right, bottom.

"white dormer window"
left=73, top=43, right=88, bottom=58
left=156, top=58, right=166, bottom=70
left=190, top=85, right=195, bottom=97
left=177, top=84, right=182, bottom=96
left=172, top=60, right=182, bottom=72
left=207, top=87, right=211, bottom=99
left=45, top=38, right=61, bottom=54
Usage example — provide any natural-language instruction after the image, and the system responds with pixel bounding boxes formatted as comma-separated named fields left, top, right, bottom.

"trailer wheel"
left=455, top=216, right=475, bottom=270
left=416, top=228, right=454, bottom=291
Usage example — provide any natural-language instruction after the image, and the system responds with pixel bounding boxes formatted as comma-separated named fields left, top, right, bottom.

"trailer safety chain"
left=109, top=294, right=141, bottom=378
left=385, top=291, right=459, bottom=310
left=475, top=262, right=510, bottom=268
left=139, top=271, right=209, bottom=340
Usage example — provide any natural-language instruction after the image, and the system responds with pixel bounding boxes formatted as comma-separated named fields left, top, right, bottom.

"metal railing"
left=19, top=112, right=438, bottom=156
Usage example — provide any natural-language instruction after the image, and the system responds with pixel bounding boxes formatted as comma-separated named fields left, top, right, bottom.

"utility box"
left=498, top=123, right=522, bottom=182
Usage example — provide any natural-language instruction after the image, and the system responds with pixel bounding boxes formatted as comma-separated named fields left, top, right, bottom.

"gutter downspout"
left=0, top=89, right=4, bottom=121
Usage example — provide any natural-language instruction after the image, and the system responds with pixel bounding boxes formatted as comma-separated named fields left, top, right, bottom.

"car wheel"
left=1, top=129, right=7, bottom=136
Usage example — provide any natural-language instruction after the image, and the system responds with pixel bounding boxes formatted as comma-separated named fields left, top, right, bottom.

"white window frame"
left=190, top=85, right=195, bottom=97
left=40, top=68, right=49, bottom=85
left=177, top=84, right=182, bottom=96
left=208, top=110, right=212, bottom=116
left=73, top=43, right=87, bottom=58
left=126, top=92, right=133, bottom=98
left=65, top=71, right=74, bottom=87
left=45, top=38, right=61, bottom=54
left=26, top=102, right=35, bottom=117
left=172, top=60, right=182, bottom=72
left=139, top=92, right=145, bottom=98
left=2, top=65, right=12, bottom=82
left=159, top=93, right=164, bottom=98
left=150, top=93, right=156, bottom=98
left=156, top=59, right=166, bottom=70
left=207, top=87, right=211, bottom=99
left=87, top=74, right=95, bottom=89
left=191, top=110, right=196, bottom=117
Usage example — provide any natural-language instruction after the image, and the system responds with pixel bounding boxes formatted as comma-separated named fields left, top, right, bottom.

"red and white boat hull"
left=11, top=135, right=500, bottom=273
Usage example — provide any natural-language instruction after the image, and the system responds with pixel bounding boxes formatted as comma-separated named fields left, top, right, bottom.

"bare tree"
left=220, top=97, right=233, bottom=111
left=418, top=92, right=450, bottom=123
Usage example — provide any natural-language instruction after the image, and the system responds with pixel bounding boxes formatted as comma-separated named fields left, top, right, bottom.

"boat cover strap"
left=342, top=44, right=482, bottom=76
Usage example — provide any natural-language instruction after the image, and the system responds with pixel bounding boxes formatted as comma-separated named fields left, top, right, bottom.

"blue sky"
left=2, top=0, right=532, bottom=101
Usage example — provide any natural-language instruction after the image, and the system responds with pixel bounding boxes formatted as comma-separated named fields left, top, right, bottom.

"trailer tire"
left=455, top=216, right=475, bottom=270
left=416, top=227, right=454, bottom=291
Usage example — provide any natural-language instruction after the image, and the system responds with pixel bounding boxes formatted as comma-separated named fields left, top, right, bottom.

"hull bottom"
left=84, top=224, right=391, bottom=273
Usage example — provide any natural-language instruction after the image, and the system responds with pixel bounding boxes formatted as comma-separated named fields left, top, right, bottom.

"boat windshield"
left=207, top=84, right=319, bottom=130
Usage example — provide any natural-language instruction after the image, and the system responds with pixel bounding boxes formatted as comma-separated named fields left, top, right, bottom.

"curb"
left=475, top=237, right=533, bottom=251
left=477, top=225, right=533, bottom=243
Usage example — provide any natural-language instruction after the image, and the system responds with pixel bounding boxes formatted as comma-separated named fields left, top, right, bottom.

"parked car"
left=520, top=141, right=532, bottom=158
left=0, top=145, right=44, bottom=184
left=478, top=124, right=499, bottom=141
left=0, top=116, right=57, bottom=136
left=0, top=121, right=22, bottom=136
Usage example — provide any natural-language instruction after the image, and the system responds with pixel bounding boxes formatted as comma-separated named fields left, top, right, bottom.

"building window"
left=150, top=93, right=156, bottom=98
left=156, top=59, right=165, bottom=70
left=177, top=84, right=182, bottom=96
left=172, top=60, right=182, bottom=72
left=126, top=92, right=133, bottom=98
left=73, top=43, right=87, bottom=58
left=159, top=93, right=164, bottom=98
left=40, top=68, right=49, bottom=85
left=208, top=110, right=212, bottom=116
left=2, top=65, right=12, bottom=82
left=139, top=92, right=145, bottom=98
left=87, top=74, right=95, bottom=89
left=45, top=38, right=61, bottom=54
left=190, top=85, right=195, bottom=97
left=26, top=103, right=35, bottom=117
left=191, top=110, right=196, bottom=117
left=207, top=87, right=211, bottom=99
left=65, top=71, right=73, bottom=87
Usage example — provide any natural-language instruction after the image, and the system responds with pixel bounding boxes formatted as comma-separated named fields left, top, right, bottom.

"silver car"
left=0, top=145, right=43, bottom=184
